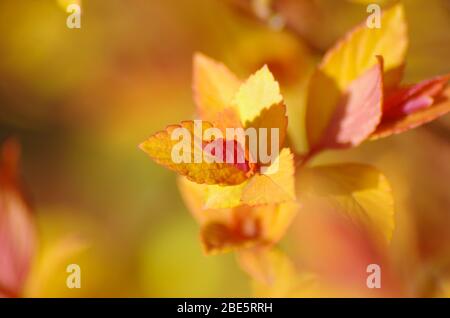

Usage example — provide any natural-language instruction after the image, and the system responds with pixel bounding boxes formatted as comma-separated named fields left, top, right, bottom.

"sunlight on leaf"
left=140, top=121, right=249, bottom=185
left=242, top=148, right=296, bottom=205
left=233, top=65, right=283, bottom=124
left=320, top=3, right=407, bottom=90
left=245, top=102, right=288, bottom=162
left=373, top=79, right=450, bottom=139
left=237, top=247, right=319, bottom=297
left=307, top=59, right=383, bottom=151
left=297, top=163, right=395, bottom=243
left=193, top=53, right=241, bottom=123
left=178, top=177, right=297, bottom=254
left=24, top=235, right=88, bottom=297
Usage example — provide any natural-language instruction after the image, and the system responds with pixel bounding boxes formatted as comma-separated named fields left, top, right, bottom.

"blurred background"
left=0, top=0, right=449, bottom=297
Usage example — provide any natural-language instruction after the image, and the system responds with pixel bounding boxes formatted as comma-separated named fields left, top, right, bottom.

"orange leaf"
left=193, top=53, right=241, bottom=123
left=372, top=86, right=450, bottom=139
left=245, top=102, right=288, bottom=164
left=305, top=4, right=407, bottom=152
left=199, top=203, right=297, bottom=255
left=383, top=75, right=450, bottom=119
left=307, top=60, right=383, bottom=152
left=140, top=121, right=249, bottom=185
left=237, top=247, right=319, bottom=297
left=233, top=65, right=283, bottom=124
left=297, top=163, right=395, bottom=243
left=241, top=148, right=296, bottom=205
left=178, top=177, right=297, bottom=254
left=211, top=107, right=243, bottom=134
left=319, top=4, right=407, bottom=90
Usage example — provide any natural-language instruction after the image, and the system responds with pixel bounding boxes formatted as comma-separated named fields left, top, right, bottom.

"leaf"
left=383, top=64, right=405, bottom=91
left=178, top=177, right=297, bottom=254
left=293, top=203, right=401, bottom=296
left=178, top=176, right=250, bottom=254
left=306, top=59, right=383, bottom=151
left=372, top=86, right=450, bottom=139
left=232, top=65, right=283, bottom=124
left=24, top=234, right=88, bottom=297
left=199, top=203, right=297, bottom=255
left=199, top=215, right=259, bottom=254
left=258, top=201, right=298, bottom=244
left=241, top=148, right=296, bottom=205
left=297, top=163, right=395, bottom=243
left=305, top=4, right=406, bottom=151
left=305, top=69, right=342, bottom=150
left=237, top=247, right=319, bottom=297
left=237, top=247, right=294, bottom=285
left=0, top=139, right=36, bottom=297
left=193, top=53, right=241, bottom=123
left=140, top=121, right=249, bottom=185
left=245, top=102, right=288, bottom=163
left=320, top=3, right=407, bottom=90
left=176, top=172, right=245, bottom=211
left=383, top=75, right=450, bottom=119
left=211, top=107, right=243, bottom=134
left=203, top=182, right=248, bottom=209
left=179, top=148, right=296, bottom=209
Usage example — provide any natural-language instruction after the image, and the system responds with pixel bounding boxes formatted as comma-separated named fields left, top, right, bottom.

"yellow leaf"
left=178, top=176, right=246, bottom=210
left=233, top=65, right=283, bottom=124
left=140, top=121, right=249, bottom=185
left=305, top=4, right=406, bottom=151
left=245, top=102, right=288, bottom=163
left=177, top=148, right=295, bottom=209
left=24, top=235, right=88, bottom=297
left=178, top=177, right=298, bottom=254
left=241, top=148, right=296, bottom=205
left=321, top=3, right=407, bottom=90
left=297, top=163, right=395, bottom=242
left=199, top=203, right=297, bottom=255
left=204, top=183, right=248, bottom=209
left=237, top=247, right=319, bottom=297
left=305, top=69, right=342, bottom=150
left=306, top=59, right=383, bottom=151
left=177, top=174, right=245, bottom=211
left=193, top=53, right=241, bottom=123
left=257, top=201, right=298, bottom=244
left=211, top=107, right=243, bottom=134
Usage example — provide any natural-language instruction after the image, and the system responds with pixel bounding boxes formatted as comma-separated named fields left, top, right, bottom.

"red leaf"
left=202, top=138, right=254, bottom=174
left=383, top=75, right=450, bottom=119
left=314, top=59, right=383, bottom=151
left=0, top=139, right=36, bottom=297
left=373, top=85, right=450, bottom=139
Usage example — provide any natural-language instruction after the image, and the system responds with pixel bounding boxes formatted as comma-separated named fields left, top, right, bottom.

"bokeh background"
left=0, top=0, right=449, bottom=297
